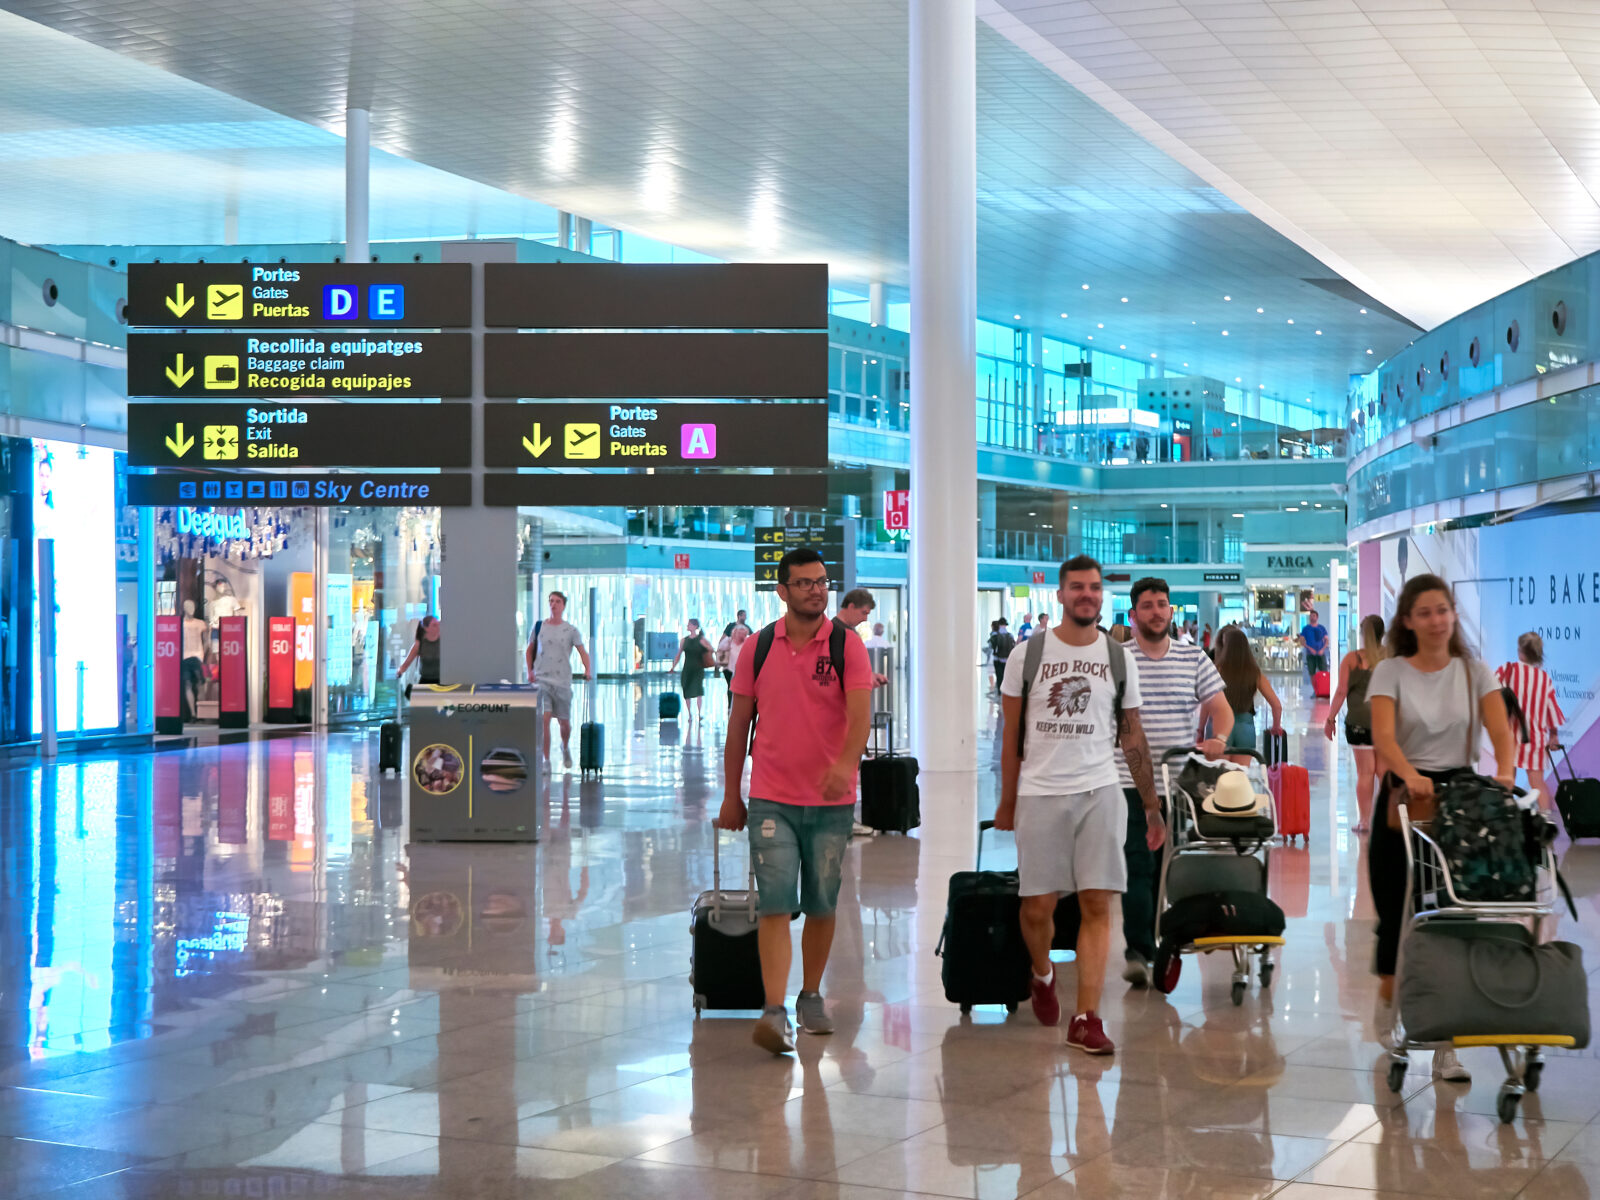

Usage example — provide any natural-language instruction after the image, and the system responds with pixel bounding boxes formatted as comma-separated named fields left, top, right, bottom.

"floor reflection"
left=0, top=673, right=1597, bottom=1198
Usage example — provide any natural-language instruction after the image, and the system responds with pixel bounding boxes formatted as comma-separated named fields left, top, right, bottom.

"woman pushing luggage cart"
left=1386, top=795, right=1585, bottom=1123
left=1151, top=748, right=1286, bottom=1006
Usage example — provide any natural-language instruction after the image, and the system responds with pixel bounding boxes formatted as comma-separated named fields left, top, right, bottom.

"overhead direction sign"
left=483, top=263, right=827, bottom=329
left=127, top=471, right=472, bottom=507
left=754, top=524, right=844, bottom=584
left=483, top=402, right=827, bottom=468
left=128, top=333, right=471, bottom=398
left=482, top=473, right=828, bottom=508
left=484, top=333, right=827, bottom=398
left=127, top=263, right=473, bottom=328
left=129, top=403, right=471, bottom=468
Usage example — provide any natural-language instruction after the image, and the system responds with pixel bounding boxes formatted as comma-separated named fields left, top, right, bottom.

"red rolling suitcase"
left=1271, top=764, right=1311, bottom=844
left=1312, top=670, right=1331, bottom=699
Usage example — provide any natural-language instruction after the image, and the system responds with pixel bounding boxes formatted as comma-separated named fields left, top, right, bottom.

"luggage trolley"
left=1386, top=800, right=1564, bottom=1123
left=1153, top=749, right=1282, bottom=1006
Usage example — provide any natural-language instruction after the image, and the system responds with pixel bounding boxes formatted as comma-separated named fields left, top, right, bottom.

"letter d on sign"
left=323, top=285, right=358, bottom=320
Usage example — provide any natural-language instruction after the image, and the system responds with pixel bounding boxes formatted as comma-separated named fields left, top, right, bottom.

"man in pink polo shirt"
left=720, top=548, right=872, bottom=1055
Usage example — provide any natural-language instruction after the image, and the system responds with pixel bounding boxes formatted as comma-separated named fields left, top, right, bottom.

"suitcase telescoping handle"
left=1555, top=743, right=1580, bottom=783
left=977, top=818, right=998, bottom=872
left=711, top=820, right=757, bottom=923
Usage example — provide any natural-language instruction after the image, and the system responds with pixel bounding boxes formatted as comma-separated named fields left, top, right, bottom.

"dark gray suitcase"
left=690, top=826, right=765, bottom=1014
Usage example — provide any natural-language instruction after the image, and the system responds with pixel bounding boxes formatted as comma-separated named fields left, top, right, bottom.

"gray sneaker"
left=795, top=990, right=834, bottom=1035
left=753, top=1007, right=795, bottom=1055
left=1122, top=955, right=1151, bottom=988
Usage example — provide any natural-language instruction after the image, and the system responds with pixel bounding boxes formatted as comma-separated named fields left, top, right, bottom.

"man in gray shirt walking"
left=525, top=591, right=592, bottom=771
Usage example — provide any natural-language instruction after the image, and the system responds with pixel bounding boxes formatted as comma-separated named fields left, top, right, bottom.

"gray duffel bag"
left=1399, top=924, right=1590, bottom=1047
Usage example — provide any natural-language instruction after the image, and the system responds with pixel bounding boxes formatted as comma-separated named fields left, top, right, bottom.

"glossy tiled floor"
left=4, top=673, right=1600, bottom=1198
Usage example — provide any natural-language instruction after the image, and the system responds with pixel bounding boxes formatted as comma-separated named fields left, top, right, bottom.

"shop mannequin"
left=209, top=578, right=244, bottom=625
left=182, top=599, right=208, bottom=722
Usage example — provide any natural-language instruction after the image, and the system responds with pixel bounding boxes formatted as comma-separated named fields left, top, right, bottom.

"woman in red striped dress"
left=1496, top=632, right=1565, bottom=814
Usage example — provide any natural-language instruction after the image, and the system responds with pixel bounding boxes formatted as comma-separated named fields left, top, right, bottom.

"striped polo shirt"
left=1116, top=639, right=1225, bottom=793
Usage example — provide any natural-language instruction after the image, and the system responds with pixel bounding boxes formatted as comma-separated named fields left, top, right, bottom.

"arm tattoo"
left=1120, top=711, right=1159, bottom=807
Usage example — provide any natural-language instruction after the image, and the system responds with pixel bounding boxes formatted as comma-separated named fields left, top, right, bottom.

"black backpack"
left=991, top=631, right=1016, bottom=660
left=1158, top=890, right=1285, bottom=947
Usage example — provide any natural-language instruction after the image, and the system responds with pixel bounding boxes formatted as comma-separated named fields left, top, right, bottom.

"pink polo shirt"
left=733, top=619, right=873, bottom=806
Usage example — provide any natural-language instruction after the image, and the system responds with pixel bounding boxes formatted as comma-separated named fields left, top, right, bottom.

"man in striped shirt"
left=1116, top=577, right=1235, bottom=987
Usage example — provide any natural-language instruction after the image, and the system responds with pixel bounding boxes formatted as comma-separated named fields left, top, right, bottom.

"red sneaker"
left=1066, top=1012, right=1115, bottom=1055
left=1029, top=972, right=1061, bottom=1027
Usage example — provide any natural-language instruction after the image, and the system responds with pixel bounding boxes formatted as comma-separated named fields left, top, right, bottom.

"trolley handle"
left=710, top=820, right=756, bottom=923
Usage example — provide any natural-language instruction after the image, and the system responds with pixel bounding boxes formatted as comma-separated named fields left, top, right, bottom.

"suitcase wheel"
left=1386, top=1060, right=1407, bottom=1093
left=960, top=1003, right=972, bottom=1015
left=1005, top=1002, right=1017, bottom=1014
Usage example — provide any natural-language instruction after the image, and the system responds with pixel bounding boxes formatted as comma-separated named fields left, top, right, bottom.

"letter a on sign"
left=681, top=424, right=716, bottom=459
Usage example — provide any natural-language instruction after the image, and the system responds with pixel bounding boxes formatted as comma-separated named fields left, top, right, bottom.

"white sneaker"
left=1372, top=996, right=1398, bottom=1050
left=1432, top=1046, right=1471, bottom=1082
left=851, top=821, right=874, bottom=838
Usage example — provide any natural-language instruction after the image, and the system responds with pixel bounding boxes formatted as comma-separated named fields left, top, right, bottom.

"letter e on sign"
left=673, top=553, right=690, bottom=570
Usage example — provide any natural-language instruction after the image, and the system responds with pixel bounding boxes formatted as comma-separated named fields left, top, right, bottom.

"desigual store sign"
left=1372, top=509, right=1600, bottom=778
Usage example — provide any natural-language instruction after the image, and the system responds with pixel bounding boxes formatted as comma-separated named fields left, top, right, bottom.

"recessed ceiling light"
left=1097, top=323, right=1104, bottom=329
left=1027, top=511, right=1036, bottom=516
left=1060, top=312, right=1068, bottom=318
left=1222, top=330, right=1229, bottom=336
left=1314, top=502, right=1323, bottom=507
left=1150, top=353, right=1157, bottom=359
left=1082, top=283, right=1090, bottom=290
left=1223, top=295, right=1231, bottom=301
left=1366, top=349, right=1374, bottom=354
left=1182, top=362, right=1189, bottom=367
left=1286, top=506, right=1298, bottom=512
left=1160, top=503, right=1168, bottom=508
left=1087, top=335, right=1094, bottom=340
left=1259, top=384, right=1266, bottom=389
left=1232, top=513, right=1244, bottom=518
left=1072, top=505, right=1079, bottom=509
left=1120, top=297, right=1129, bottom=303
left=1256, top=307, right=1264, bottom=314
left=1014, top=314, right=1021, bottom=320
left=1315, top=330, right=1323, bottom=335
left=1119, top=344, right=1126, bottom=349
left=1287, top=319, right=1295, bottom=325
left=1235, top=377, right=1242, bottom=382
left=1360, top=307, right=1368, bottom=314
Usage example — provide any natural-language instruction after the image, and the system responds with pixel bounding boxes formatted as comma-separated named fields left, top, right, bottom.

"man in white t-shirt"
left=862, top=622, right=890, bottom=649
left=999, top=555, right=1162, bottom=1056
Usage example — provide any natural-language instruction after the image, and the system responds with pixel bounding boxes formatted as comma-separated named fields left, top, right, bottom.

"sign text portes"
left=483, top=402, right=826, bottom=468
left=127, top=263, right=472, bottom=329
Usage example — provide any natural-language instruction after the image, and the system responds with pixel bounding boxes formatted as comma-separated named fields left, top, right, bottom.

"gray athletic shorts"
left=1015, top=782, right=1128, bottom=897
left=536, top=682, right=572, bottom=722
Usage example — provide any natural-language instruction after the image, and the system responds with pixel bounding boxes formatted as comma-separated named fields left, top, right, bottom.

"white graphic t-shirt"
left=1001, top=631, right=1142, bottom=795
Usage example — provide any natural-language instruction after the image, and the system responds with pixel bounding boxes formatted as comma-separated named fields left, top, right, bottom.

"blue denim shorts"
left=747, top=798, right=854, bottom=917
left=1226, top=712, right=1257, bottom=754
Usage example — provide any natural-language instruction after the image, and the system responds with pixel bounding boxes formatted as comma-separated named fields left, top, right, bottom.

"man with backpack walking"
left=990, top=618, right=1016, bottom=691
left=998, top=555, right=1163, bottom=1055
left=719, top=548, right=873, bottom=1055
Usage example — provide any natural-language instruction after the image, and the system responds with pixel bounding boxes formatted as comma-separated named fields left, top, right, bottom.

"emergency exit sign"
left=673, top=554, right=690, bottom=570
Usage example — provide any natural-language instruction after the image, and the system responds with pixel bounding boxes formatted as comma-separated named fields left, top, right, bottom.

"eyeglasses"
left=784, top=577, right=831, bottom=592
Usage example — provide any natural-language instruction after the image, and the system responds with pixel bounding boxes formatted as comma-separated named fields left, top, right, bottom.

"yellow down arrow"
left=165, top=422, right=195, bottom=458
left=522, top=422, right=553, bottom=458
left=165, top=353, right=194, bottom=388
left=165, top=283, right=195, bottom=318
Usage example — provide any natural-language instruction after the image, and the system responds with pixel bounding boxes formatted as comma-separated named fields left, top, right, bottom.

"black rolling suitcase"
left=936, top=819, right=1032, bottom=1014
left=1554, top=746, right=1600, bottom=841
left=580, top=723, right=604, bottom=777
left=379, top=723, right=402, bottom=774
left=690, top=825, right=766, bottom=1015
left=860, top=714, right=920, bottom=833
left=660, top=692, right=681, bottom=721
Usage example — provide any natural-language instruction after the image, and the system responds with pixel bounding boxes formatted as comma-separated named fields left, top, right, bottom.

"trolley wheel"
left=1259, top=961, right=1275, bottom=989
left=1525, top=1061, right=1544, bottom=1093
left=960, top=1003, right=972, bottom=1015
left=1497, top=1088, right=1521, bottom=1124
left=1231, top=981, right=1246, bottom=1006
left=1387, top=1060, right=1408, bottom=1093
left=1005, top=1002, right=1018, bottom=1014
left=1154, top=948, right=1181, bottom=994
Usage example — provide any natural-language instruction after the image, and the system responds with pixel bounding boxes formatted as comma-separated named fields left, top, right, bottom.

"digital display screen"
left=32, top=440, right=119, bottom=734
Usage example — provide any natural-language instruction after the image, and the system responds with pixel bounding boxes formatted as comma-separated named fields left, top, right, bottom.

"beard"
left=1066, top=607, right=1100, bottom=629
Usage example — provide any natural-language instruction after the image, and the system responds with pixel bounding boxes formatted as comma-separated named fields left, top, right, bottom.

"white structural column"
left=345, top=108, right=370, bottom=263
left=909, top=0, right=978, bottom=772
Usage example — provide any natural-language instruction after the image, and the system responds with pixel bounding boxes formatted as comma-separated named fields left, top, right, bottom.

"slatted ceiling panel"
left=989, top=0, right=1600, bottom=329
left=0, top=2, right=1417, bottom=408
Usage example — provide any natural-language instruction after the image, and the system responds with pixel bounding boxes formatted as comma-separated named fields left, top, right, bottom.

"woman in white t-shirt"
left=1368, top=573, right=1516, bottom=1085
left=718, top=624, right=750, bottom=697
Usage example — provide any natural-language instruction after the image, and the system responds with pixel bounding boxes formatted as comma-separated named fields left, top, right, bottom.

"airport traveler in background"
left=723, top=609, right=751, bottom=640
left=718, top=622, right=751, bottom=698
left=835, top=589, right=889, bottom=687
left=1202, top=624, right=1213, bottom=654
left=863, top=622, right=890, bottom=650
left=1117, top=577, right=1233, bottom=987
left=397, top=614, right=442, bottom=690
left=181, top=598, right=209, bottom=720
left=1034, top=611, right=1051, bottom=641
left=1368, top=573, right=1516, bottom=1082
left=671, top=618, right=715, bottom=724
left=526, top=593, right=592, bottom=770
left=1018, top=613, right=1034, bottom=640
left=1324, top=615, right=1388, bottom=833
left=719, top=548, right=872, bottom=1055
left=1298, top=608, right=1330, bottom=679
left=1109, top=619, right=1131, bottom=644
left=989, top=618, right=1016, bottom=691
left=998, top=555, right=1162, bottom=1055
left=1213, top=626, right=1283, bottom=766
left=1175, top=622, right=1196, bottom=646
left=1496, top=632, right=1565, bottom=815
